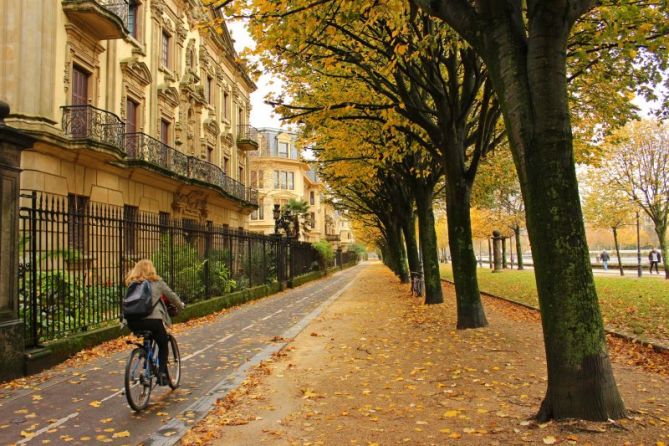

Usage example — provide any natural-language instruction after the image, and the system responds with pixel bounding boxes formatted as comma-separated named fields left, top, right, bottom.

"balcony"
left=62, top=105, right=125, bottom=154
left=325, top=234, right=341, bottom=242
left=125, top=132, right=258, bottom=207
left=237, top=125, right=259, bottom=151
left=62, top=0, right=129, bottom=40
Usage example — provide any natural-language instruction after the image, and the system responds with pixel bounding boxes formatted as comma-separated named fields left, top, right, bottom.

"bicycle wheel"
left=125, top=347, right=152, bottom=411
left=166, top=335, right=181, bottom=389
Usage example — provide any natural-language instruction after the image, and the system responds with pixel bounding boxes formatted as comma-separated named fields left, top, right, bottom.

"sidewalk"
left=182, top=262, right=669, bottom=445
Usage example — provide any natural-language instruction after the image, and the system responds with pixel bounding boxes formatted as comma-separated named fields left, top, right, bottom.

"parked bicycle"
left=124, top=330, right=181, bottom=411
left=410, top=271, right=423, bottom=297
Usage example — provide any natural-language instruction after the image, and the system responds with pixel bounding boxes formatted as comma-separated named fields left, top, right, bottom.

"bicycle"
left=410, top=271, right=423, bottom=297
left=124, top=330, right=181, bottom=411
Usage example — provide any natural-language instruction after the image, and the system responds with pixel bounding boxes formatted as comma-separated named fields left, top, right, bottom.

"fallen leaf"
left=112, top=431, right=130, bottom=438
left=89, top=400, right=102, bottom=408
left=543, top=436, right=557, bottom=445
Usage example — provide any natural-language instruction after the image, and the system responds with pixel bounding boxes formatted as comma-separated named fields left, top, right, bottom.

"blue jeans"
left=602, top=260, right=608, bottom=270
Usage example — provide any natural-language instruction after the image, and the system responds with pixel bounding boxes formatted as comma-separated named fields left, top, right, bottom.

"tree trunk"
left=654, top=224, right=668, bottom=279
left=481, top=8, right=626, bottom=420
left=415, top=186, right=444, bottom=304
left=402, top=212, right=420, bottom=279
left=502, top=237, right=507, bottom=268
left=445, top=178, right=488, bottom=329
left=488, top=237, right=493, bottom=269
left=386, top=221, right=409, bottom=283
left=514, top=225, right=524, bottom=270
left=612, top=227, right=624, bottom=276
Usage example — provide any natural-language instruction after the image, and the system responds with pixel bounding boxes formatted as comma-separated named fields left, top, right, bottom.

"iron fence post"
left=169, top=222, right=175, bottom=289
left=262, top=237, right=266, bottom=284
left=29, top=191, right=38, bottom=346
left=117, top=206, right=124, bottom=319
left=204, top=221, right=211, bottom=299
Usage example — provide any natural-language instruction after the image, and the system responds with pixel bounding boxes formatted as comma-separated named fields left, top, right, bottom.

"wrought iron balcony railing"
left=62, top=0, right=129, bottom=39
left=101, top=0, right=129, bottom=27
left=237, top=125, right=259, bottom=151
left=125, top=132, right=258, bottom=206
left=62, top=105, right=125, bottom=152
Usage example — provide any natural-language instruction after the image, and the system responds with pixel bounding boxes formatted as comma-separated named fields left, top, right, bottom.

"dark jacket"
left=649, top=250, right=663, bottom=263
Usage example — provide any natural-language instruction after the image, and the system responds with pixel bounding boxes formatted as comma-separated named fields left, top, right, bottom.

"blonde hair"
left=125, top=259, right=161, bottom=286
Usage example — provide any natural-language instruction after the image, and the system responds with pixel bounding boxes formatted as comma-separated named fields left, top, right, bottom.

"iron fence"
left=18, top=192, right=321, bottom=347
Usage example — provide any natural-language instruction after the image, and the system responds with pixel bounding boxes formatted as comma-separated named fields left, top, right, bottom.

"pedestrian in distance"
left=599, top=250, right=610, bottom=271
left=124, top=259, right=185, bottom=385
left=649, top=248, right=662, bottom=274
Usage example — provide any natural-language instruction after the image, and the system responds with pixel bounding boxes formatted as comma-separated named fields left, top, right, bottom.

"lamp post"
left=636, top=210, right=642, bottom=277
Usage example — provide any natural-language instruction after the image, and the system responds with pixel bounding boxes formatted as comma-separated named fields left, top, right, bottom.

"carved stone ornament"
left=120, top=57, right=152, bottom=86
left=172, top=190, right=208, bottom=219
left=204, top=118, right=219, bottom=137
left=158, top=85, right=180, bottom=108
left=150, top=0, right=165, bottom=17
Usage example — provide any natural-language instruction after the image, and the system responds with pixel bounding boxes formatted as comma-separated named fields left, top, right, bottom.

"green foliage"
left=349, top=243, right=367, bottom=260
left=151, top=235, right=204, bottom=302
left=313, top=240, right=335, bottom=269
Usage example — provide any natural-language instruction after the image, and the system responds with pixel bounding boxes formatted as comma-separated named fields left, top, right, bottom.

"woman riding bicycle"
left=124, top=259, right=184, bottom=386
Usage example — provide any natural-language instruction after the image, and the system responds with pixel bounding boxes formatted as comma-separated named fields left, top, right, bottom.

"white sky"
left=227, top=21, right=285, bottom=130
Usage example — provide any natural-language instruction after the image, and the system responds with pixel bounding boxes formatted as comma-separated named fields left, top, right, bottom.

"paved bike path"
left=0, top=264, right=365, bottom=446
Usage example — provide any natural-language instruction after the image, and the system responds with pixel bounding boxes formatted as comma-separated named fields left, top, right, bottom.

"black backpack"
left=123, top=281, right=157, bottom=321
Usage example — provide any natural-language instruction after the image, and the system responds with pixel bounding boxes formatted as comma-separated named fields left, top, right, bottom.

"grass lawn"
left=440, top=264, right=669, bottom=345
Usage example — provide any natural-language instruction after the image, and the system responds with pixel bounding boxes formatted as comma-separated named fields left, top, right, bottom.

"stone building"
left=0, top=0, right=258, bottom=228
left=248, top=128, right=354, bottom=247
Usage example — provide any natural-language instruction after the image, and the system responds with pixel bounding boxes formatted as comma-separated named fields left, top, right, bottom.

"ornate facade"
left=0, top=0, right=258, bottom=228
left=248, top=128, right=354, bottom=247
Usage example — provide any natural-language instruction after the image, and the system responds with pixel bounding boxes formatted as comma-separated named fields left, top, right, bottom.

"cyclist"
left=124, top=259, right=184, bottom=386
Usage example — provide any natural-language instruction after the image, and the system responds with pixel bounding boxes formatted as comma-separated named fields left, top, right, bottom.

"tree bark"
left=612, top=227, right=624, bottom=276
left=445, top=178, right=488, bottom=329
left=402, top=212, right=420, bottom=279
left=386, top=220, right=409, bottom=283
left=476, top=3, right=625, bottom=420
left=415, top=185, right=444, bottom=304
left=514, top=225, right=524, bottom=270
left=502, top=237, right=508, bottom=268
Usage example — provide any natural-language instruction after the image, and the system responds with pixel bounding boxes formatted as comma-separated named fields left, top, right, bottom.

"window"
left=223, top=91, right=229, bottom=119
left=258, top=170, right=264, bottom=188
left=223, top=157, right=229, bottom=175
left=273, top=170, right=294, bottom=190
left=206, top=76, right=214, bottom=104
left=310, top=212, right=316, bottom=228
left=72, top=65, right=89, bottom=106
left=207, top=146, right=213, bottom=163
left=68, top=194, right=88, bottom=252
left=251, top=198, right=264, bottom=221
left=160, top=119, right=170, bottom=145
left=124, top=205, right=139, bottom=254
left=278, top=142, right=289, bottom=158
left=239, top=166, right=244, bottom=184
left=250, top=171, right=257, bottom=188
left=128, top=0, right=139, bottom=39
left=161, top=31, right=171, bottom=68
left=238, top=106, right=243, bottom=126
left=310, top=191, right=315, bottom=205
left=126, top=98, right=139, bottom=134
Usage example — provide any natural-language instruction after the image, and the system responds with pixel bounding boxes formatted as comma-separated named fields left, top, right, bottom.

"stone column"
left=492, top=230, right=504, bottom=273
left=0, top=101, right=34, bottom=381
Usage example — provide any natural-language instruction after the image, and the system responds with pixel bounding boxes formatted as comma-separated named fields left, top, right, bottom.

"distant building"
left=1, top=0, right=258, bottom=228
left=248, top=128, right=354, bottom=247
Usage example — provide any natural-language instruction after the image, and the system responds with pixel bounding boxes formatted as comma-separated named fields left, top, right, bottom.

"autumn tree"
left=410, top=0, right=669, bottom=420
left=242, top=2, right=503, bottom=325
left=600, top=119, right=669, bottom=278
left=582, top=177, right=636, bottom=276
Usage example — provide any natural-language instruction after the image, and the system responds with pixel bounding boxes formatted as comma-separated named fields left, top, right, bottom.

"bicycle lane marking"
left=142, top=266, right=365, bottom=446
left=5, top=266, right=361, bottom=445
